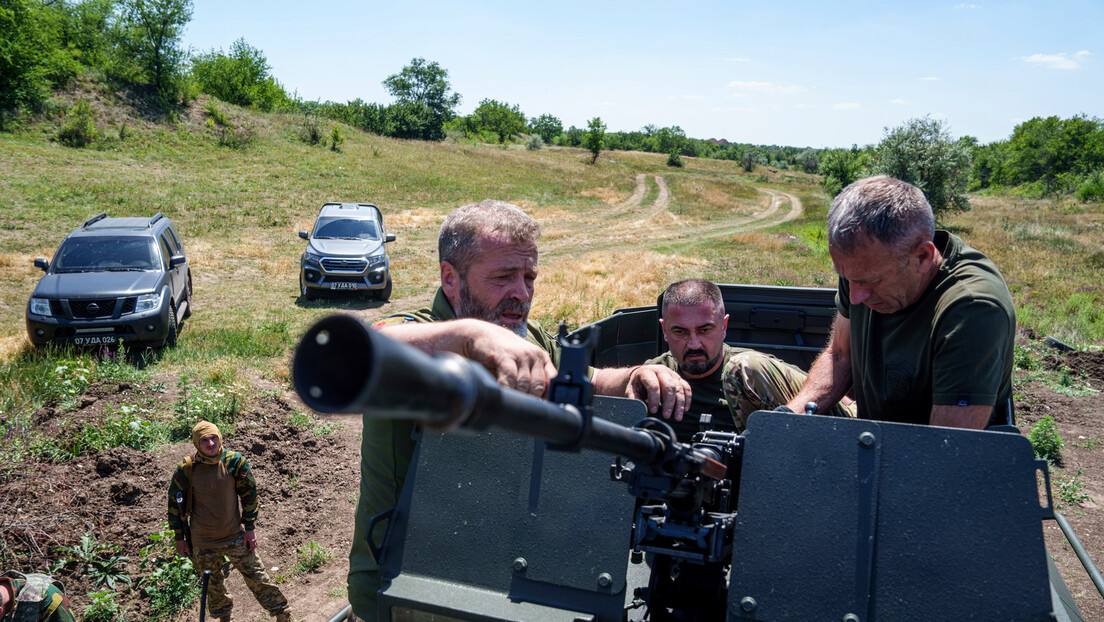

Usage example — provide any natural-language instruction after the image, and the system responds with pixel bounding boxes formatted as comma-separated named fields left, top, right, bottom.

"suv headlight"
left=303, top=250, right=323, bottom=264
left=30, top=298, right=51, bottom=316
left=367, top=252, right=386, bottom=266
left=135, top=293, right=161, bottom=313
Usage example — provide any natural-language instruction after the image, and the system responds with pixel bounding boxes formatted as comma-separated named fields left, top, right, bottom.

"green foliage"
left=1055, top=468, right=1092, bottom=508
left=57, top=100, right=99, bottom=147
left=52, top=532, right=132, bottom=590
left=171, top=376, right=242, bottom=439
left=190, top=38, right=288, bottom=111
left=381, top=57, right=461, bottom=141
left=1075, top=170, right=1104, bottom=202
left=525, top=134, right=543, bottom=151
left=139, top=526, right=197, bottom=618
left=330, top=125, right=344, bottom=151
left=294, top=540, right=332, bottom=573
left=213, top=123, right=256, bottom=150
left=463, top=98, right=526, bottom=143
left=529, top=113, right=562, bottom=144
left=820, top=147, right=867, bottom=197
left=83, top=590, right=125, bottom=622
left=585, top=117, right=606, bottom=163
left=970, top=115, right=1104, bottom=197
left=667, top=149, right=684, bottom=168
left=1013, top=343, right=1039, bottom=371
left=203, top=100, right=228, bottom=126
left=118, top=0, right=193, bottom=104
left=872, top=116, right=971, bottom=215
left=1028, top=415, right=1064, bottom=465
left=300, top=115, right=322, bottom=145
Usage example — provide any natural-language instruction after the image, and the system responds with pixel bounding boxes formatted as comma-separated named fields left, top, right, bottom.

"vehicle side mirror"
left=299, top=230, right=310, bottom=240
left=169, top=254, right=187, bottom=268
left=385, top=233, right=396, bottom=243
left=34, top=258, right=49, bottom=272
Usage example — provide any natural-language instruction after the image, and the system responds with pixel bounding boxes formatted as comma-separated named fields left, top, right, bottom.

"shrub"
left=526, top=134, right=543, bottom=151
left=1076, top=171, right=1104, bottom=202
left=667, top=149, right=684, bottom=168
left=1056, top=468, right=1093, bottom=508
left=300, top=116, right=322, bottom=145
left=1028, top=415, right=1064, bottom=465
left=139, top=526, right=198, bottom=618
left=52, top=532, right=131, bottom=590
left=330, top=125, right=345, bottom=151
left=203, top=100, right=228, bottom=126
left=57, top=100, right=98, bottom=147
left=214, top=123, right=256, bottom=150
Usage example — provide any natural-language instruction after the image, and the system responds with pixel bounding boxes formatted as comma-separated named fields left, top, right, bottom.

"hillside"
left=2, top=84, right=1104, bottom=620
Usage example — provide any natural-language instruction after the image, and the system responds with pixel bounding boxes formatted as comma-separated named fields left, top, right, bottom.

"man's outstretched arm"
left=785, top=314, right=854, bottom=414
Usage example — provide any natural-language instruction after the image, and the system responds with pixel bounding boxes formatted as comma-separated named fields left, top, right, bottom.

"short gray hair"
left=661, top=279, right=723, bottom=318
left=827, top=175, right=935, bottom=255
left=438, top=200, right=542, bottom=275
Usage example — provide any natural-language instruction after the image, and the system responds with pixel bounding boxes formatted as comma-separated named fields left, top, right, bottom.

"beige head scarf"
left=192, top=421, right=223, bottom=465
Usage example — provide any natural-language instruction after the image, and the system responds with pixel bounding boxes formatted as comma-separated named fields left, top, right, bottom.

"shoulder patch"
left=374, top=316, right=417, bottom=329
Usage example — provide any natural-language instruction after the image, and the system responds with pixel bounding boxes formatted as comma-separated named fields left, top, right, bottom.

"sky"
left=182, top=0, right=1102, bottom=149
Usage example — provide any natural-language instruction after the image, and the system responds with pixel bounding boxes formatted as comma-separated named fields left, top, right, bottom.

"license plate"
left=74, top=336, right=116, bottom=345
left=330, top=282, right=360, bottom=290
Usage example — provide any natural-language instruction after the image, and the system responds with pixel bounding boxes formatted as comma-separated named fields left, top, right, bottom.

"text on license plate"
left=74, top=336, right=116, bottom=345
left=330, top=282, right=360, bottom=290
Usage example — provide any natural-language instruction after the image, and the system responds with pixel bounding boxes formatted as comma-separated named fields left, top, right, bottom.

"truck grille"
left=321, top=257, right=367, bottom=273
left=70, top=299, right=118, bottom=318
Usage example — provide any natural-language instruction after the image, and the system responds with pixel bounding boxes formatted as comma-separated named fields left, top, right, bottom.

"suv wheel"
left=301, top=275, right=318, bottom=301
left=163, top=301, right=178, bottom=348
left=375, top=276, right=393, bottom=302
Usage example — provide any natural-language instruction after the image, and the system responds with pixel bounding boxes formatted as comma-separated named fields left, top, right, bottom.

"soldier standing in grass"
left=782, top=175, right=1016, bottom=428
left=0, top=571, right=75, bottom=622
left=168, top=421, right=293, bottom=622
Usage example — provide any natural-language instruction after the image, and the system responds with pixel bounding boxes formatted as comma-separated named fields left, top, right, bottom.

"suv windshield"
left=53, top=237, right=159, bottom=272
left=313, top=218, right=379, bottom=240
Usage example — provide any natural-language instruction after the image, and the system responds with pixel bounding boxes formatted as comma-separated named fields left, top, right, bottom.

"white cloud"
left=1021, top=51, right=1091, bottom=70
left=953, top=4, right=980, bottom=9
left=833, top=102, right=861, bottom=110
left=712, top=106, right=759, bottom=113
left=918, top=76, right=940, bottom=81
left=890, top=98, right=908, bottom=105
left=728, top=80, right=808, bottom=95
left=683, top=95, right=706, bottom=100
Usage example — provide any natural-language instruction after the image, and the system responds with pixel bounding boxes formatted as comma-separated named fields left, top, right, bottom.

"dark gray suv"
left=299, top=202, right=395, bottom=301
left=26, top=212, right=192, bottom=349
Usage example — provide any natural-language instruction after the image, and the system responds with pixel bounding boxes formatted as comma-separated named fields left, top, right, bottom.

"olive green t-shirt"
left=838, top=231, right=1015, bottom=426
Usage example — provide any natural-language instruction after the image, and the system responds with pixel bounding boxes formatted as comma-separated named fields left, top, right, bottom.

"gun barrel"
left=292, top=314, right=664, bottom=465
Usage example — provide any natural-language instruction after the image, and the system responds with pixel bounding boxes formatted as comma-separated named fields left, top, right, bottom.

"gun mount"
left=294, top=311, right=1086, bottom=622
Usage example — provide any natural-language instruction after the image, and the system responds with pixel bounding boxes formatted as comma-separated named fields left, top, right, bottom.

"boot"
left=273, top=611, right=293, bottom=622
left=218, top=615, right=233, bottom=622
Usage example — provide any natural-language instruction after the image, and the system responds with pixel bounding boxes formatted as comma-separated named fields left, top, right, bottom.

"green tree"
left=820, top=147, right=868, bottom=197
left=872, top=116, right=971, bottom=215
left=585, top=117, right=606, bottom=163
left=191, top=38, right=288, bottom=111
left=382, top=57, right=461, bottom=141
left=470, top=98, right=526, bottom=143
left=119, top=0, right=193, bottom=102
left=530, top=113, right=562, bottom=144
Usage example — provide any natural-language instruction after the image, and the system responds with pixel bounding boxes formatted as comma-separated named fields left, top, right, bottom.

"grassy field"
left=1, top=90, right=1103, bottom=424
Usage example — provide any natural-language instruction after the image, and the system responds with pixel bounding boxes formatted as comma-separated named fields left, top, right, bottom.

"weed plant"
left=139, top=526, right=198, bottom=620
left=1056, top=468, right=1093, bottom=508
left=1029, top=416, right=1065, bottom=465
left=52, top=532, right=132, bottom=590
left=294, top=541, right=332, bottom=573
left=82, top=590, right=126, bottom=622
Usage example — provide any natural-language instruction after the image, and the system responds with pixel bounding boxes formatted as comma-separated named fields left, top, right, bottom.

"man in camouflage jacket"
left=168, top=421, right=292, bottom=622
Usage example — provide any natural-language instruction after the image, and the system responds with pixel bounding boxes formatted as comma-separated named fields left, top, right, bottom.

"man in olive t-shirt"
left=784, top=176, right=1015, bottom=429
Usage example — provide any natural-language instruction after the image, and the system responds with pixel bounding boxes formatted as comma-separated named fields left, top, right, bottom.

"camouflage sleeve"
left=228, top=452, right=259, bottom=530
left=43, top=585, right=76, bottom=622
left=167, top=462, right=189, bottom=540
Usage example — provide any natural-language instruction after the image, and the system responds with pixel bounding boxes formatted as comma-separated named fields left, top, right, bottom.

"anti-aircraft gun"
left=294, top=285, right=1098, bottom=622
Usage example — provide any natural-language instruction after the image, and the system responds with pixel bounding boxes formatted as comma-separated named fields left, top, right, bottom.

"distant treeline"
left=4, top=0, right=1101, bottom=202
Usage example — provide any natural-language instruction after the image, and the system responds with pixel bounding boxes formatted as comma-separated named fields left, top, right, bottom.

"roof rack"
left=149, top=213, right=164, bottom=227
left=82, top=213, right=108, bottom=228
